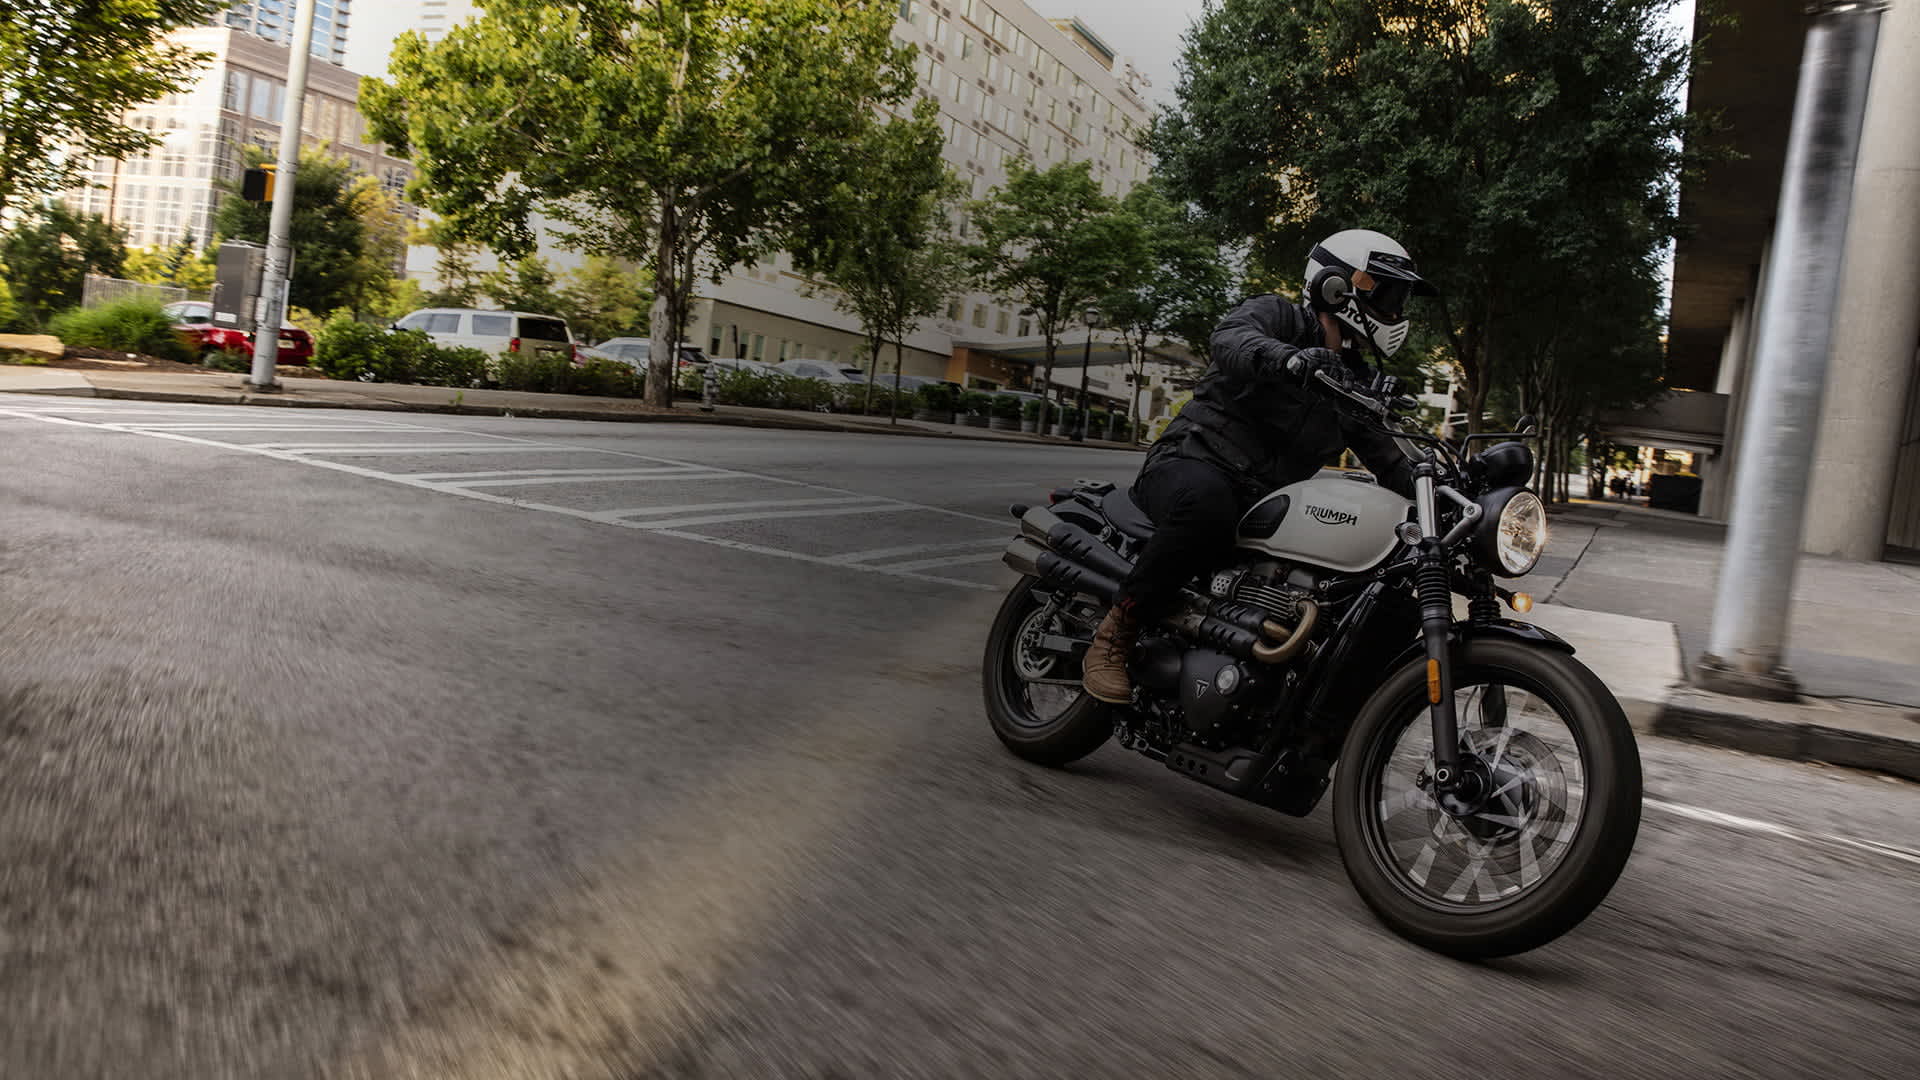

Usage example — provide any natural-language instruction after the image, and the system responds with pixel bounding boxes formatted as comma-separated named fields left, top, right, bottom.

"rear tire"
left=982, top=577, right=1112, bottom=767
left=1332, top=638, right=1641, bottom=959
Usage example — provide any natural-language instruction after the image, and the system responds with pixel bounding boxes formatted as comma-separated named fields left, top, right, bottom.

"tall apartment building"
left=687, top=1, right=1158, bottom=402
left=64, top=27, right=411, bottom=253
left=207, top=1, right=352, bottom=65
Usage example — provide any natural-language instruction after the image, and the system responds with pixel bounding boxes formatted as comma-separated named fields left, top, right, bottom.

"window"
left=994, top=309, right=1010, bottom=334
left=929, top=15, right=946, bottom=46
left=778, top=340, right=791, bottom=362
left=395, top=313, right=431, bottom=332
left=898, top=1, right=918, bottom=26
left=1026, top=82, right=1038, bottom=107
left=961, top=0, right=976, bottom=18
left=751, top=334, right=766, bottom=361
left=520, top=317, right=568, bottom=341
left=985, top=55, right=999, bottom=84
left=947, top=299, right=963, bottom=320
left=223, top=71, right=245, bottom=112
left=997, top=104, right=1013, bottom=132
left=972, top=130, right=986, bottom=157
left=1018, top=317, right=1032, bottom=337
left=971, top=304, right=988, bottom=328
left=1019, top=118, right=1033, bottom=143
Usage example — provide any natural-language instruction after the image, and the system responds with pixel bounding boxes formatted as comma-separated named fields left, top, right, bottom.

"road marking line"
left=1646, top=797, right=1920, bottom=868
left=448, top=470, right=735, bottom=489
left=252, top=443, right=623, bottom=454
left=624, top=503, right=916, bottom=530
left=598, top=496, right=885, bottom=519
left=124, top=423, right=442, bottom=432
left=825, top=538, right=1010, bottom=564
left=881, top=551, right=1009, bottom=572
left=0, top=408, right=1002, bottom=593
left=394, top=466, right=717, bottom=481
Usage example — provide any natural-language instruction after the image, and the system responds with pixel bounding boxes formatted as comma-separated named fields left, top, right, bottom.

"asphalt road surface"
left=1, top=396, right=1915, bottom=1079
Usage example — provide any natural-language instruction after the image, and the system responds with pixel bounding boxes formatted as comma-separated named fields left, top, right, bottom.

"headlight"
left=1473, top=488, right=1548, bottom=577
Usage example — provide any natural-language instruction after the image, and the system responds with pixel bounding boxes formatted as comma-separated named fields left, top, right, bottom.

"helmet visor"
left=1356, top=276, right=1413, bottom=323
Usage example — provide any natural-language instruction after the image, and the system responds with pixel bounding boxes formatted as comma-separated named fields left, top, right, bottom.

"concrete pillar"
left=1805, top=0, right=1920, bottom=560
left=1710, top=255, right=1769, bottom=520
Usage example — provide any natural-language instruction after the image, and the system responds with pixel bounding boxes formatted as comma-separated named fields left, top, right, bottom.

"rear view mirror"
left=1516, top=413, right=1539, bottom=435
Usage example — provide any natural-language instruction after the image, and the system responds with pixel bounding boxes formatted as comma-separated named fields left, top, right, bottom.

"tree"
left=365, top=0, right=915, bottom=407
left=0, top=1, right=218, bottom=219
left=968, top=159, right=1142, bottom=434
left=214, top=146, right=401, bottom=315
left=0, top=205, right=128, bottom=329
left=1099, top=178, right=1238, bottom=426
left=483, top=257, right=566, bottom=316
left=1150, top=0, right=1696, bottom=431
left=560, top=256, right=652, bottom=344
left=792, top=102, right=971, bottom=418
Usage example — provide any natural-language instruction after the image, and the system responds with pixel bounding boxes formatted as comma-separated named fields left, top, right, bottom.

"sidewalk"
left=1536, top=499, right=1920, bottom=781
left=0, top=365, right=1145, bottom=451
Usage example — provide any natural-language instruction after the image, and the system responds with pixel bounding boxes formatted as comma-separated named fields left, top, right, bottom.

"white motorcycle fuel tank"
left=1236, top=476, right=1411, bottom=572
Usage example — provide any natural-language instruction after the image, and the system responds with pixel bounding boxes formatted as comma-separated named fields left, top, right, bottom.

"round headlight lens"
left=1496, top=491, right=1548, bottom=575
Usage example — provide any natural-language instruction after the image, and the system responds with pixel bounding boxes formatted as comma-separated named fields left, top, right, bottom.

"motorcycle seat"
left=1103, top=489, right=1156, bottom=541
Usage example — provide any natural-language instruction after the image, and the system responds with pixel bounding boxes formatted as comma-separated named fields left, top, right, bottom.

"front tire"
left=982, top=577, right=1112, bottom=767
left=1332, top=638, right=1641, bottom=959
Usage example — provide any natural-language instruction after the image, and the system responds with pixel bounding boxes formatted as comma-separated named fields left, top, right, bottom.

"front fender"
left=1385, top=617, right=1574, bottom=673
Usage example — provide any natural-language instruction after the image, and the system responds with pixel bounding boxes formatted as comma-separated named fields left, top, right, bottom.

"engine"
left=1207, top=561, right=1319, bottom=625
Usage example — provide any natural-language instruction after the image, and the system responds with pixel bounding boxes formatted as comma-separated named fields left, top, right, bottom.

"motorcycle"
left=981, top=367, right=1641, bottom=958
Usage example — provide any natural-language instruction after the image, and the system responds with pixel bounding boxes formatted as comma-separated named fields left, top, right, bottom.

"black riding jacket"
left=1144, top=293, right=1417, bottom=506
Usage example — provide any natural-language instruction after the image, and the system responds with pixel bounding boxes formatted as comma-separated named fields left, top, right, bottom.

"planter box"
left=914, top=408, right=955, bottom=424
left=990, top=416, right=1022, bottom=432
left=962, top=414, right=992, bottom=428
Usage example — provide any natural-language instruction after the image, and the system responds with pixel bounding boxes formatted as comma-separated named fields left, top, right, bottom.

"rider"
left=1081, top=229, right=1437, bottom=703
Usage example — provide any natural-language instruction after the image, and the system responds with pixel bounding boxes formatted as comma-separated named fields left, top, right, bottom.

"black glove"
left=1284, top=347, right=1348, bottom=388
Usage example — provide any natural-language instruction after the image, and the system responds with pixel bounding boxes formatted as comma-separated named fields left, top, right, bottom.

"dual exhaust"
left=1001, top=505, right=1317, bottom=665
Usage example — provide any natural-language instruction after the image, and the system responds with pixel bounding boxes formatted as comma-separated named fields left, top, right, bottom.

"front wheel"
left=1332, top=638, right=1641, bottom=958
left=982, top=577, right=1113, bottom=767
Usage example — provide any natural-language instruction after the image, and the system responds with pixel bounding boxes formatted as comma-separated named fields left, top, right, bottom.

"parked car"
left=772, top=358, right=867, bottom=384
left=162, top=300, right=314, bottom=365
left=594, top=337, right=708, bottom=370
left=392, top=308, right=576, bottom=361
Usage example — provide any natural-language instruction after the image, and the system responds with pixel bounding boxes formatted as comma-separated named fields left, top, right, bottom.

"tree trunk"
left=645, top=198, right=680, bottom=409
left=892, top=339, right=905, bottom=424
left=1037, top=332, right=1057, bottom=435
left=863, top=331, right=882, bottom=415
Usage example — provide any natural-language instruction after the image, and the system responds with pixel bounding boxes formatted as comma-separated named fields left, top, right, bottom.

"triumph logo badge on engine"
left=1305, top=504, right=1359, bottom=527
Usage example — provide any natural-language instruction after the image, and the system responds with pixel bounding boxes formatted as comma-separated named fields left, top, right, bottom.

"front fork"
left=1413, top=471, right=1464, bottom=789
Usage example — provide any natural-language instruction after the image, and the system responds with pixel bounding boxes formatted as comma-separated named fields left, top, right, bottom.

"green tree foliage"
left=792, top=102, right=971, bottom=418
left=1151, top=0, right=1696, bottom=432
left=561, top=256, right=652, bottom=344
left=47, top=296, right=189, bottom=361
left=0, top=205, right=128, bottom=329
left=1098, top=178, right=1239, bottom=424
left=213, top=146, right=405, bottom=316
left=483, top=257, right=566, bottom=317
left=365, top=0, right=916, bottom=407
left=968, top=159, right=1143, bottom=434
left=0, top=1, right=217, bottom=218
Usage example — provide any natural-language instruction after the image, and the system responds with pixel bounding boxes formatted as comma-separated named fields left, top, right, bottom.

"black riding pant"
left=1119, top=457, right=1246, bottom=620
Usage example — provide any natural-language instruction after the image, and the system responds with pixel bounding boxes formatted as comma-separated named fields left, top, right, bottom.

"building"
left=207, top=1, right=352, bottom=65
left=1628, top=0, right=1919, bottom=560
left=683, top=1, right=1162, bottom=409
left=63, top=27, right=412, bottom=254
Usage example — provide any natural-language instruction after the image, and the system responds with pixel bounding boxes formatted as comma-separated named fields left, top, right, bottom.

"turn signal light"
left=1426, top=659, right=1442, bottom=704
left=1508, top=592, right=1534, bottom=613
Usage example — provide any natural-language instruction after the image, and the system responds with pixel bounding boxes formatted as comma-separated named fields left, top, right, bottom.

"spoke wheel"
left=982, top=577, right=1113, bottom=767
left=1333, top=639, right=1641, bottom=958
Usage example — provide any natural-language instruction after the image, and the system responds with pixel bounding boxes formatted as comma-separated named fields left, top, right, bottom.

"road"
left=0, top=396, right=1915, bottom=1079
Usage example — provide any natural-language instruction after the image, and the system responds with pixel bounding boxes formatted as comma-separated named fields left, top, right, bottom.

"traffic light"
left=240, top=165, right=276, bottom=202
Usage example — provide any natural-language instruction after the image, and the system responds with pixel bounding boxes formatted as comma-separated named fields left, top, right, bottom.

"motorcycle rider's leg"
left=1082, top=459, right=1242, bottom=703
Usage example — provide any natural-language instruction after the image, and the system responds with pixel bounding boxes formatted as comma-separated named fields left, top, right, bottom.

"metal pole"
left=247, top=0, right=321, bottom=390
left=1074, top=330, right=1091, bottom=442
left=1697, top=1, right=1884, bottom=700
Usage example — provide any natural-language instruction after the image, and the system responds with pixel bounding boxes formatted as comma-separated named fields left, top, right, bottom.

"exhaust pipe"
left=1020, top=505, right=1134, bottom=583
left=1002, top=538, right=1121, bottom=603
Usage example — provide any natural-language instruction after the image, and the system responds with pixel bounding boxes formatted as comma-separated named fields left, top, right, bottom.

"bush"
left=782, top=376, right=836, bottom=412
left=200, top=349, right=249, bottom=373
left=312, top=313, right=392, bottom=380
left=991, top=394, right=1021, bottom=419
left=47, top=298, right=189, bottom=362
left=715, top=365, right=787, bottom=407
left=314, top=313, right=490, bottom=388
left=1021, top=397, right=1041, bottom=420
left=960, top=390, right=992, bottom=417
left=916, top=381, right=957, bottom=412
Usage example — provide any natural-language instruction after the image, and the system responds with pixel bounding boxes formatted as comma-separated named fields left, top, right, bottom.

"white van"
left=393, top=308, right=576, bottom=361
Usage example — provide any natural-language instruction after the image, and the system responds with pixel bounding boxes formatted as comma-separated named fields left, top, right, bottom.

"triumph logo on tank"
left=1305, top=503, right=1359, bottom=527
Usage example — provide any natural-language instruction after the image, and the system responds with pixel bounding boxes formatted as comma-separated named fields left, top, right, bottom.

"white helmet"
left=1302, top=229, right=1437, bottom=357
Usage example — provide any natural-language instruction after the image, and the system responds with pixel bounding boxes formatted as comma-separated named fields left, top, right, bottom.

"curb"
left=1655, top=687, right=1920, bottom=782
left=29, top=384, right=1146, bottom=452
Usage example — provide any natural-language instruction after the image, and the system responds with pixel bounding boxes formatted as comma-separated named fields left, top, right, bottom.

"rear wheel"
left=1332, top=638, right=1641, bottom=958
left=982, top=577, right=1112, bottom=767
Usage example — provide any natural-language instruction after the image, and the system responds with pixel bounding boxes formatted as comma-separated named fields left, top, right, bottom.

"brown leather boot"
left=1081, top=604, right=1139, bottom=704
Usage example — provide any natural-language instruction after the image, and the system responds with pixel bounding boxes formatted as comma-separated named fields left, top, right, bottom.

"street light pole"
left=247, top=0, right=321, bottom=390
left=1075, top=308, right=1100, bottom=442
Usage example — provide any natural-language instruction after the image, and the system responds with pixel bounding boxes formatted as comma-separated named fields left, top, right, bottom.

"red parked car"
left=163, top=300, right=314, bottom=365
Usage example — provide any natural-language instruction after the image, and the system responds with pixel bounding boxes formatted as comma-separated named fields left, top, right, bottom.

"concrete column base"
left=1693, top=654, right=1801, bottom=702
